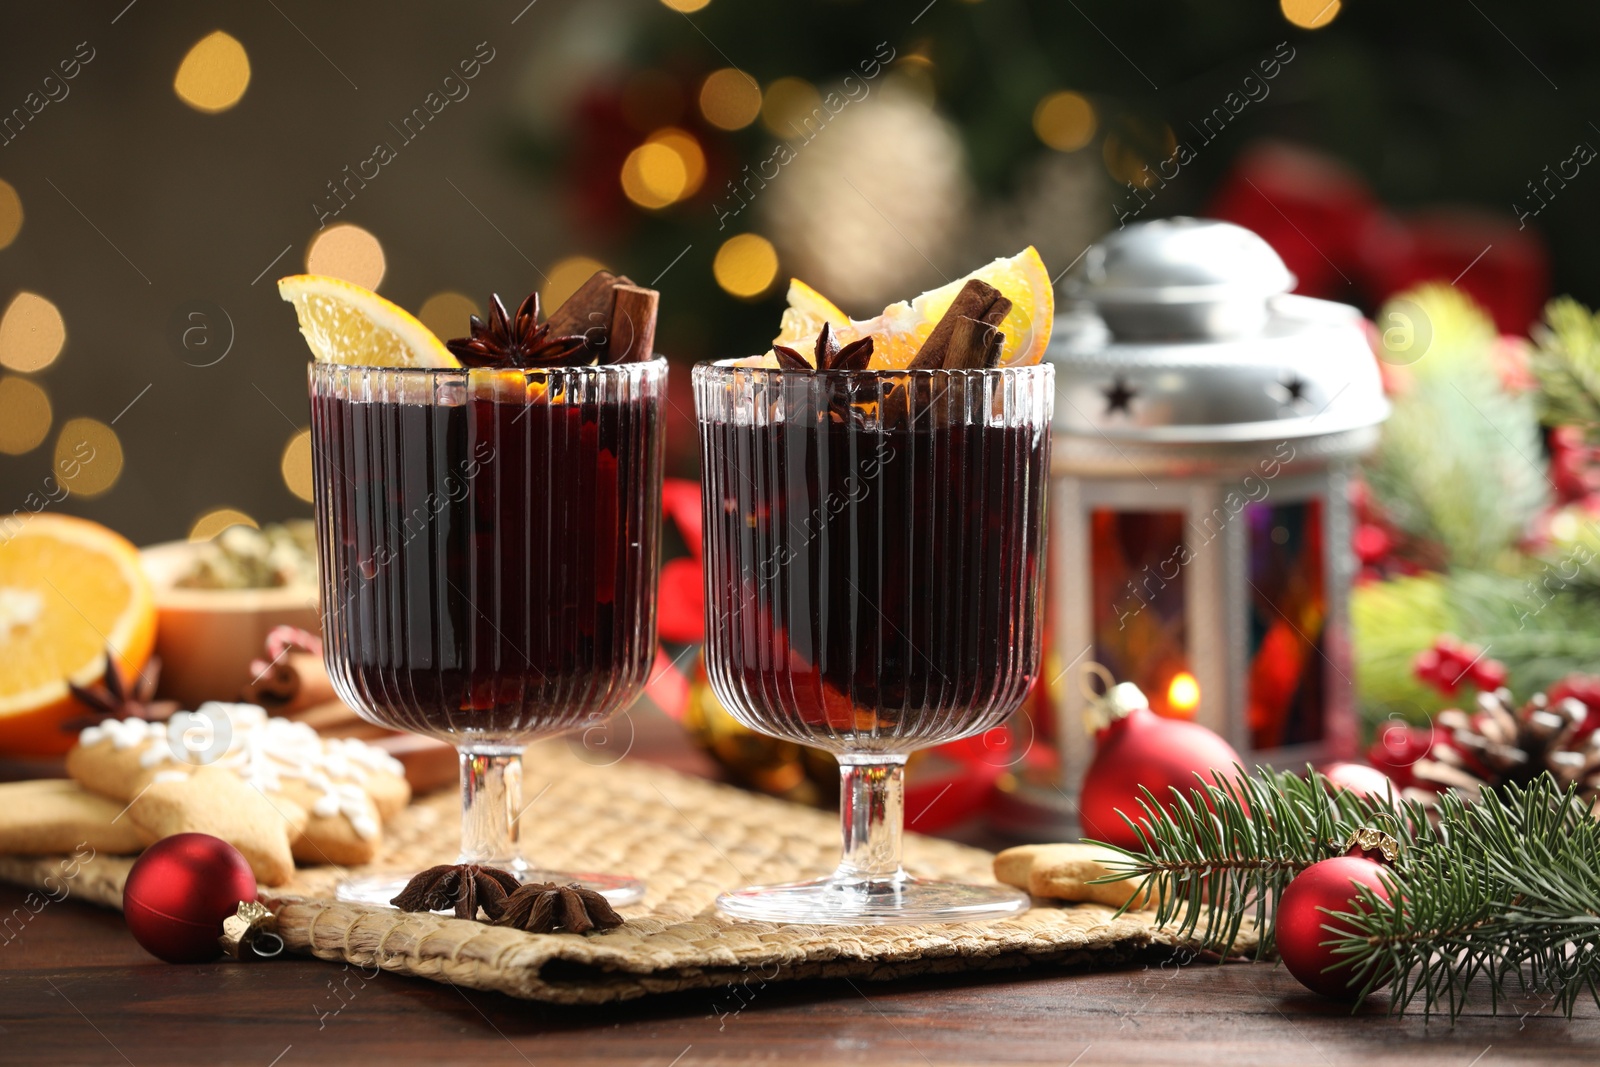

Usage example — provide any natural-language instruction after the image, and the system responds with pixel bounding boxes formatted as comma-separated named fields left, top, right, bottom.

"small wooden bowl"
left=139, top=540, right=321, bottom=709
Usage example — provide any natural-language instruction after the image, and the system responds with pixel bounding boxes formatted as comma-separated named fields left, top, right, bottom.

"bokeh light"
left=761, top=77, right=823, bottom=138
left=173, top=31, right=252, bottom=113
left=417, top=291, right=479, bottom=341
left=699, top=68, right=762, bottom=130
left=306, top=223, right=387, bottom=290
left=1102, top=133, right=1152, bottom=188
left=660, top=0, right=712, bottom=11
left=53, top=418, right=123, bottom=498
left=541, top=256, right=608, bottom=312
left=649, top=128, right=706, bottom=197
left=189, top=508, right=258, bottom=542
left=281, top=428, right=314, bottom=503
left=0, top=377, right=51, bottom=455
left=0, top=179, right=21, bottom=250
left=1167, top=671, right=1201, bottom=715
left=0, top=291, right=66, bottom=372
left=1033, top=91, right=1096, bottom=152
left=621, top=142, right=689, bottom=210
left=713, top=234, right=779, bottom=299
left=1281, top=0, right=1340, bottom=29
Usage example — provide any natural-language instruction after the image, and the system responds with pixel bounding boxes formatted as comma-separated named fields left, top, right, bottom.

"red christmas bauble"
left=1277, top=851, right=1392, bottom=999
left=122, top=833, right=258, bottom=964
left=1318, top=761, right=1397, bottom=801
left=1079, top=689, right=1244, bottom=849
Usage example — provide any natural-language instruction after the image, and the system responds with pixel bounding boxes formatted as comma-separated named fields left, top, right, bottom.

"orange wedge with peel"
left=0, top=515, right=157, bottom=755
left=769, top=247, right=1054, bottom=371
left=278, top=274, right=459, bottom=369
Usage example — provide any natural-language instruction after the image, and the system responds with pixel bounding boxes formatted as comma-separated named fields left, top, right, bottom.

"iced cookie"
left=67, top=703, right=410, bottom=871
left=128, top=765, right=303, bottom=886
left=0, top=779, right=144, bottom=856
left=993, top=842, right=1161, bottom=909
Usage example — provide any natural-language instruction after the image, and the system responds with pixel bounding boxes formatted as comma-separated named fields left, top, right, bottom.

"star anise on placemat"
left=390, top=864, right=522, bottom=921
left=773, top=322, right=874, bottom=373
left=495, top=882, right=625, bottom=935
left=446, top=293, right=592, bottom=369
left=62, top=651, right=177, bottom=732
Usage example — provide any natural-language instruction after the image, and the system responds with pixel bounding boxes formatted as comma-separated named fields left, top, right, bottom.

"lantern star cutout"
left=1103, top=377, right=1137, bottom=416
left=1268, top=374, right=1312, bottom=412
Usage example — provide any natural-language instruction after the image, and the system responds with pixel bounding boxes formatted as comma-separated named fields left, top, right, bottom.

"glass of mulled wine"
left=310, top=361, right=666, bottom=906
left=694, top=363, right=1054, bottom=924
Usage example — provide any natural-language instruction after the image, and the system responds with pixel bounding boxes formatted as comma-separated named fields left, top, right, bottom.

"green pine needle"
left=1091, top=770, right=1600, bottom=1021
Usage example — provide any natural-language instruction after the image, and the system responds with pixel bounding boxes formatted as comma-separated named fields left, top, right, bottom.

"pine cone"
left=1411, top=687, right=1600, bottom=817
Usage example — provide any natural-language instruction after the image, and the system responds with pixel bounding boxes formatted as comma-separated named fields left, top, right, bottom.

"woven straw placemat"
left=0, top=744, right=1233, bottom=1004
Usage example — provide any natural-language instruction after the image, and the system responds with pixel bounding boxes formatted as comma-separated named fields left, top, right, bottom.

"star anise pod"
left=390, top=864, right=522, bottom=921
left=62, top=651, right=177, bottom=733
left=494, top=882, right=625, bottom=934
left=772, top=323, right=874, bottom=373
left=445, top=293, right=592, bottom=369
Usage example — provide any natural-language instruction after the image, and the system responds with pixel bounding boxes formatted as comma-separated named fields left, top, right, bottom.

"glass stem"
left=457, top=746, right=528, bottom=872
left=834, top=755, right=909, bottom=883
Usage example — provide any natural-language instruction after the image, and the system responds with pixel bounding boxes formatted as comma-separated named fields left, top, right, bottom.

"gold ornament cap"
left=1342, top=827, right=1400, bottom=864
left=1081, top=662, right=1151, bottom=734
left=219, top=900, right=284, bottom=961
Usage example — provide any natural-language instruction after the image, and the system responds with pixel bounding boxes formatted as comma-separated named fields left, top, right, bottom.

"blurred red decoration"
left=1318, top=760, right=1397, bottom=800
left=122, top=833, right=258, bottom=964
left=1366, top=723, right=1435, bottom=790
left=1413, top=635, right=1507, bottom=696
left=1078, top=693, right=1244, bottom=849
left=1546, top=674, right=1600, bottom=740
left=1209, top=142, right=1550, bottom=333
left=657, top=478, right=705, bottom=646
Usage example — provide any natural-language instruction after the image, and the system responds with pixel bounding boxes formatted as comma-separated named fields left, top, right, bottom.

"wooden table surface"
left=2, top=716, right=1597, bottom=1066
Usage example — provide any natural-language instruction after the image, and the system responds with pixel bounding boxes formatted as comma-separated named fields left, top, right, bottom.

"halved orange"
left=769, top=247, right=1055, bottom=370
left=0, top=515, right=156, bottom=754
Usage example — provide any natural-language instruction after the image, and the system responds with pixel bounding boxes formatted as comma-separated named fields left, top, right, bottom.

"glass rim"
left=307, top=355, right=668, bottom=380
left=691, top=360, right=1053, bottom=382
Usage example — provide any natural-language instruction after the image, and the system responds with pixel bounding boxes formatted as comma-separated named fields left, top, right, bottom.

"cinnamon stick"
left=908, top=279, right=1011, bottom=370
left=543, top=270, right=626, bottom=340
left=607, top=284, right=659, bottom=364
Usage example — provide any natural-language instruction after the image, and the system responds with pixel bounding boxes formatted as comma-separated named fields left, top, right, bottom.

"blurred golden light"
left=1102, top=133, right=1152, bottom=188
left=699, top=68, right=762, bottom=131
left=660, top=0, right=711, bottom=10
left=1033, top=91, right=1096, bottom=152
left=1167, top=671, right=1201, bottom=715
left=713, top=234, right=779, bottom=299
left=0, top=376, right=51, bottom=455
left=306, top=223, right=386, bottom=290
left=53, top=418, right=122, bottom=498
left=0, top=291, right=66, bottom=372
left=1280, top=0, right=1340, bottom=29
left=0, top=179, right=21, bottom=250
left=761, top=77, right=823, bottom=139
left=417, top=291, right=479, bottom=341
left=281, top=428, right=314, bottom=503
left=621, top=142, right=688, bottom=210
left=189, top=508, right=258, bottom=542
left=540, top=256, right=608, bottom=313
left=649, top=128, right=706, bottom=197
left=174, top=31, right=252, bottom=113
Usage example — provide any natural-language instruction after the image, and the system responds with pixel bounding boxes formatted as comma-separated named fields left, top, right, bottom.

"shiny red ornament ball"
left=1318, top=761, right=1397, bottom=801
left=122, top=833, right=258, bottom=964
left=1079, top=702, right=1244, bottom=849
left=1276, top=852, right=1392, bottom=999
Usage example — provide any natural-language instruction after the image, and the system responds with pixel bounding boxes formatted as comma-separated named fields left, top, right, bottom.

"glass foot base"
left=716, top=875, right=1030, bottom=926
left=336, top=867, right=645, bottom=909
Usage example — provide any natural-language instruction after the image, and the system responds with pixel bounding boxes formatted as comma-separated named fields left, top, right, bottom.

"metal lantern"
left=993, top=217, right=1390, bottom=837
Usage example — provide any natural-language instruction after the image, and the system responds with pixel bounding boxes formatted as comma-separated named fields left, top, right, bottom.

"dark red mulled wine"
left=310, top=365, right=664, bottom=746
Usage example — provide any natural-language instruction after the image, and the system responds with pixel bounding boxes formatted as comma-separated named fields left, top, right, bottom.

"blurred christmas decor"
left=1099, top=768, right=1600, bottom=1016
left=1352, top=291, right=1600, bottom=731
left=1006, top=217, right=1387, bottom=837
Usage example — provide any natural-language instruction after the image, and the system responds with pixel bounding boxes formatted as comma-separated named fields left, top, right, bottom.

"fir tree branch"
left=1532, top=297, right=1600, bottom=437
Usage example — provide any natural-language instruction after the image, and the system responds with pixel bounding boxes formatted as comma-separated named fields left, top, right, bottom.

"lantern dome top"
left=1049, top=217, right=1388, bottom=465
